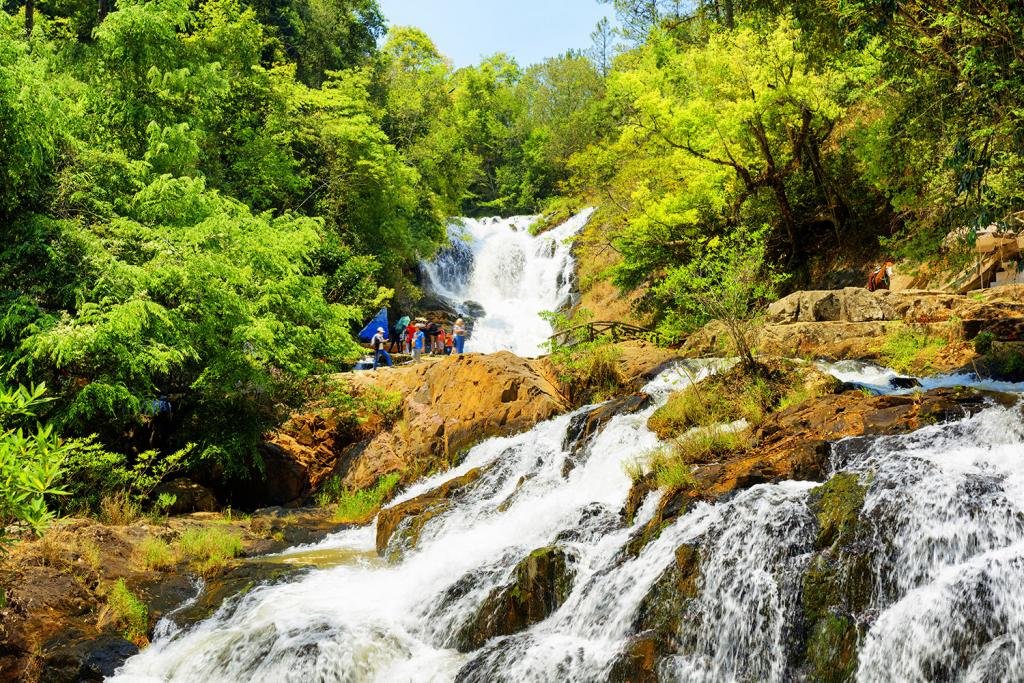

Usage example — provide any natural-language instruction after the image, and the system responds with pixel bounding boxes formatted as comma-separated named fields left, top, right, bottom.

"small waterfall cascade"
left=419, top=210, right=593, bottom=357
left=110, top=362, right=1024, bottom=683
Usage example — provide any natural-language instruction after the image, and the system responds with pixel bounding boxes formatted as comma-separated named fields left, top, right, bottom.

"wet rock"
left=800, top=473, right=871, bottom=682
left=622, top=472, right=658, bottom=526
left=562, top=393, right=650, bottom=476
left=455, top=546, right=574, bottom=652
left=375, top=467, right=486, bottom=556
left=607, top=544, right=701, bottom=681
left=76, top=635, right=140, bottom=681
left=151, top=478, right=219, bottom=514
left=34, top=634, right=139, bottom=683
left=633, top=387, right=1016, bottom=556
left=607, top=632, right=660, bottom=683
left=889, top=375, right=922, bottom=389
left=165, top=561, right=308, bottom=630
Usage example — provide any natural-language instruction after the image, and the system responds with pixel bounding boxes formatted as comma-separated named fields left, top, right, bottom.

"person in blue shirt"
left=371, top=327, right=392, bottom=369
left=452, top=318, right=467, bottom=354
left=412, top=324, right=425, bottom=363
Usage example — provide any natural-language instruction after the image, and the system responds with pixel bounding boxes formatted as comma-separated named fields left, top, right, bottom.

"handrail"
left=547, top=320, right=660, bottom=347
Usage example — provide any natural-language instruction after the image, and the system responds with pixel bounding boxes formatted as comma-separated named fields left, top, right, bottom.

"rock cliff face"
left=259, top=344, right=680, bottom=507
left=0, top=509, right=340, bottom=682
left=683, top=286, right=1024, bottom=369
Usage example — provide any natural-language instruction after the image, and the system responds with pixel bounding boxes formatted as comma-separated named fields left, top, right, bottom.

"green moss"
left=806, top=612, right=859, bottom=683
left=809, top=473, right=866, bottom=550
left=802, top=473, right=870, bottom=681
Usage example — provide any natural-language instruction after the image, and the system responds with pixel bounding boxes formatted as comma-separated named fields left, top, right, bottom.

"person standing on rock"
left=371, top=327, right=392, bottom=369
left=452, top=318, right=466, bottom=354
left=412, top=324, right=425, bottom=363
left=390, top=315, right=409, bottom=353
left=435, top=328, right=447, bottom=356
left=405, top=319, right=417, bottom=354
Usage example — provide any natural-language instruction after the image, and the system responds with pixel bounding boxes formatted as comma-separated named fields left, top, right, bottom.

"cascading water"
left=110, top=361, right=1024, bottom=683
left=419, top=210, right=593, bottom=357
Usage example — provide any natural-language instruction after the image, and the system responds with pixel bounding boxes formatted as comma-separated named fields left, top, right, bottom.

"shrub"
left=176, top=527, right=243, bottom=575
left=100, top=491, right=141, bottom=526
left=105, top=579, right=148, bottom=644
left=973, top=330, right=996, bottom=355
left=322, top=384, right=404, bottom=438
left=547, top=337, right=624, bottom=404
left=332, top=473, right=402, bottom=524
left=653, top=230, right=786, bottom=370
left=0, top=383, right=72, bottom=550
left=58, top=443, right=193, bottom=518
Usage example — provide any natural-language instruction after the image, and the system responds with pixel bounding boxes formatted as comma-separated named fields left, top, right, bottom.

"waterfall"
left=419, top=210, right=593, bottom=357
left=110, top=361, right=1024, bottom=683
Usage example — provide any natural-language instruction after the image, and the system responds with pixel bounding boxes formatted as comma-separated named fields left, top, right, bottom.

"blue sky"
left=376, top=0, right=615, bottom=68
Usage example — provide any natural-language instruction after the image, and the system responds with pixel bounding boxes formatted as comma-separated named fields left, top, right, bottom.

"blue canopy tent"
left=358, top=307, right=390, bottom=343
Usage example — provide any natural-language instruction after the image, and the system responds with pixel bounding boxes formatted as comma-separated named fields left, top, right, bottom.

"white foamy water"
left=110, top=358, right=1024, bottom=683
left=419, top=210, right=593, bottom=357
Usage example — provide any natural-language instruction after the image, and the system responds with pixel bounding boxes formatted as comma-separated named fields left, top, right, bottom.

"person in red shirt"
left=404, top=322, right=417, bottom=354
left=435, top=329, right=447, bottom=356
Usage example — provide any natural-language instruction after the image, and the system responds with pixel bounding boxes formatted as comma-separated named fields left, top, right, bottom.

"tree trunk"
left=770, top=178, right=798, bottom=258
left=722, top=0, right=735, bottom=28
left=98, top=0, right=109, bottom=23
left=25, top=0, right=34, bottom=38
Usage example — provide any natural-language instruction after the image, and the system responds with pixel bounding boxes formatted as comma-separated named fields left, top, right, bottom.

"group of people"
left=370, top=316, right=467, bottom=369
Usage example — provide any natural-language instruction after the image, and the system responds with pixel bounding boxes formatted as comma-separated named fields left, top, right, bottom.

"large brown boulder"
left=259, top=352, right=567, bottom=506
left=261, top=343, right=682, bottom=507
left=684, top=287, right=1024, bottom=371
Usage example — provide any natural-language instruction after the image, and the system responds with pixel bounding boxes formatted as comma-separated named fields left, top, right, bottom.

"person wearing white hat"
left=371, top=327, right=392, bottom=369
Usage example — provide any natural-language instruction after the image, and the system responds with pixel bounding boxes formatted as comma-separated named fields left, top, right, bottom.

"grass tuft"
left=176, top=527, right=243, bottom=575
left=880, top=324, right=946, bottom=373
left=330, top=473, right=402, bottom=524
left=105, top=578, right=148, bottom=644
left=137, top=536, right=176, bottom=571
left=100, top=491, right=141, bottom=526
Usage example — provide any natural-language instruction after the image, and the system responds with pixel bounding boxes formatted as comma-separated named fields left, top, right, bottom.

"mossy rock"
left=455, top=546, right=573, bottom=652
left=606, top=631, right=661, bottom=683
left=805, top=612, right=859, bottom=683
left=801, top=473, right=871, bottom=682
left=606, top=543, right=701, bottom=679
left=808, top=472, right=866, bottom=551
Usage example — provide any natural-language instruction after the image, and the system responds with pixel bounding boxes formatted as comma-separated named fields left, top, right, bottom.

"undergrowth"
left=879, top=324, right=947, bottom=373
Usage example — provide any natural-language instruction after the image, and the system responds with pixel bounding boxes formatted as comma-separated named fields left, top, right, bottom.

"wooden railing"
left=547, top=320, right=660, bottom=348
